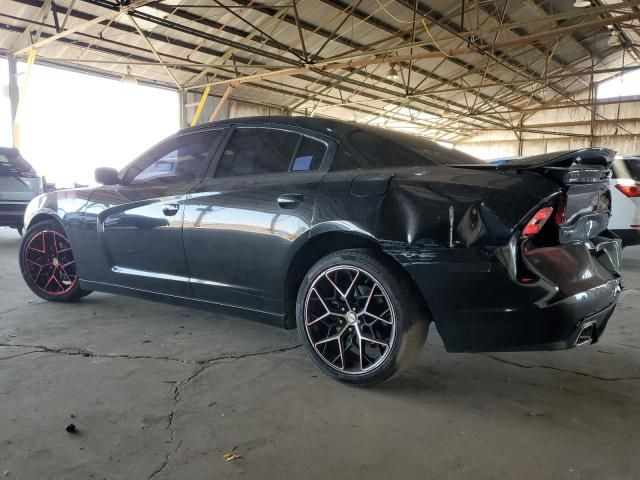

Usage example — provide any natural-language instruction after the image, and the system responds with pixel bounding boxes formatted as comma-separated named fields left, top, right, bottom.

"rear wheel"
left=297, top=249, right=428, bottom=386
left=19, top=220, right=92, bottom=302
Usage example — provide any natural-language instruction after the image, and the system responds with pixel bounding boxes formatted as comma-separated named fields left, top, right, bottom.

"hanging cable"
left=375, top=0, right=414, bottom=23
left=421, top=18, right=452, bottom=57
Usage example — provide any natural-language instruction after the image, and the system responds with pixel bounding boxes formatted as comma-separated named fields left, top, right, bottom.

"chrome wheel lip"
left=304, top=264, right=397, bottom=376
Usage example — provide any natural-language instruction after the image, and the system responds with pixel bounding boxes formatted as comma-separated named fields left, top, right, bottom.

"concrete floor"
left=1, top=227, right=639, bottom=480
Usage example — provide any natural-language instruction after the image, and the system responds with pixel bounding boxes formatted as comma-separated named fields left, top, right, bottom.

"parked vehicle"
left=0, top=147, right=42, bottom=235
left=18, top=118, right=622, bottom=386
left=610, top=157, right=640, bottom=246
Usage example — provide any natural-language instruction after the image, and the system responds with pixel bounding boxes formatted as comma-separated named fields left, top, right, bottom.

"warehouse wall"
left=184, top=91, right=287, bottom=127
left=456, top=93, right=640, bottom=159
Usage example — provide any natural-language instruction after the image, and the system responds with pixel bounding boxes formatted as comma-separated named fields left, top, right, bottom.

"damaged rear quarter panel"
left=313, top=166, right=566, bottom=351
left=378, top=166, right=558, bottom=247
left=313, top=166, right=560, bottom=254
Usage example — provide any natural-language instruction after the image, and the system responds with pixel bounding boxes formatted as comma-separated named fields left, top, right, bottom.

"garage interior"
left=1, top=1, right=640, bottom=478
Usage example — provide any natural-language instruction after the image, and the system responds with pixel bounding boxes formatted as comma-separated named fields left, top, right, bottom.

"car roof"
left=0, top=147, right=20, bottom=156
left=179, top=116, right=368, bottom=142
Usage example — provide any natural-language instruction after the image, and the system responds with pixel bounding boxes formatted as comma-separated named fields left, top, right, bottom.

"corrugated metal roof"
left=1, top=0, right=638, bottom=142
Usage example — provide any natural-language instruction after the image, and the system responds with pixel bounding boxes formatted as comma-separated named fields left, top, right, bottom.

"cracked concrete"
left=1, top=227, right=640, bottom=479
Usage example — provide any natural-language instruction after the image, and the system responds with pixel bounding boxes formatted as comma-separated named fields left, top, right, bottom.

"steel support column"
left=178, top=89, right=187, bottom=128
left=8, top=57, right=19, bottom=123
left=8, top=57, right=19, bottom=147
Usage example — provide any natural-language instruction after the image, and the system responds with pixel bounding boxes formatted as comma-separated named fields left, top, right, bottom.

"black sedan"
left=19, top=117, right=623, bottom=386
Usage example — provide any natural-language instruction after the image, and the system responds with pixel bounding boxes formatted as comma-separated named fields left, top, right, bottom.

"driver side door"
left=83, top=128, right=227, bottom=296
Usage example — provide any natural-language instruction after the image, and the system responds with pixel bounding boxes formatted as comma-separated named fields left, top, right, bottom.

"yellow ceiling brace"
left=190, top=85, right=211, bottom=127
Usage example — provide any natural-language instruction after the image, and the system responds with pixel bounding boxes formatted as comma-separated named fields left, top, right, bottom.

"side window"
left=291, top=137, right=326, bottom=171
left=126, top=130, right=222, bottom=185
left=216, top=128, right=299, bottom=177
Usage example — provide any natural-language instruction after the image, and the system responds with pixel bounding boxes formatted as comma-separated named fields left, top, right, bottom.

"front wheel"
left=297, top=249, right=428, bottom=387
left=19, top=220, right=92, bottom=302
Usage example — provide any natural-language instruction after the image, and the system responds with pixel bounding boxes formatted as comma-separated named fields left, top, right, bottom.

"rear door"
left=83, top=128, right=226, bottom=296
left=182, top=125, right=334, bottom=314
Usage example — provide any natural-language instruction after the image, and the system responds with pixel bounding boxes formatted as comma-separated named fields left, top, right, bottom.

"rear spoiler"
left=453, top=148, right=615, bottom=184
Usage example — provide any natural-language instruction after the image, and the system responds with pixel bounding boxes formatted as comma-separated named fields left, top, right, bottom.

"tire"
left=19, top=219, right=92, bottom=302
left=16, top=224, right=23, bottom=236
left=296, top=249, right=428, bottom=387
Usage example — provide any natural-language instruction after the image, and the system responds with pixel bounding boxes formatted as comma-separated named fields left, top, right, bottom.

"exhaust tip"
left=575, top=323, right=595, bottom=347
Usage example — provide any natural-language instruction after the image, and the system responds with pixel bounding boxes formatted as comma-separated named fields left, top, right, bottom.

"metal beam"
left=209, top=85, right=235, bottom=122
left=194, top=10, right=640, bottom=88
left=11, top=0, right=155, bottom=55
left=295, top=64, right=640, bottom=113
left=11, top=0, right=52, bottom=52
left=129, top=14, right=181, bottom=88
left=291, top=0, right=308, bottom=62
left=328, top=0, right=640, bottom=61
left=1, top=10, right=498, bottom=134
left=524, top=117, right=640, bottom=129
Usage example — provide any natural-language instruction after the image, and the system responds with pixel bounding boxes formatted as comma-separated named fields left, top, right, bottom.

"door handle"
left=162, top=203, right=180, bottom=216
left=278, top=193, right=304, bottom=209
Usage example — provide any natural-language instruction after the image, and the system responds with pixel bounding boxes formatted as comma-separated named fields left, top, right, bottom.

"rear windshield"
left=612, top=158, right=640, bottom=180
left=331, top=125, right=483, bottom=170
left=0, top=149, right=36, bottom=175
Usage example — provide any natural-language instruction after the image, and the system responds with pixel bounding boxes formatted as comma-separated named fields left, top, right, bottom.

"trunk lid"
left=454, top=148, right=614, bottom=243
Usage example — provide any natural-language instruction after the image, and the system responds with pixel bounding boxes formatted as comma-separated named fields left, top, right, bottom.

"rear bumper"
left=611, top=228, right=640, bottom=247
left=0, top=202, right=28, bottom=227
left=385, top=236, right=622, bottom=352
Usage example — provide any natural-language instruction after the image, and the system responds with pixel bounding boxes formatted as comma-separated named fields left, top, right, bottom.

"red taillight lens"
left=615, top=184, right=640, bottom=198
left=523, top=206, right=554, bottom=237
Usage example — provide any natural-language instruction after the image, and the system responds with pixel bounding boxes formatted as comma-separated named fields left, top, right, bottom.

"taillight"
left=615, top=183, right=640, bottom=198
left=523, top=206, right=554, bottom=237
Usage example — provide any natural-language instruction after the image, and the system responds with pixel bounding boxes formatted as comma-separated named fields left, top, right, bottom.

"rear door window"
left=215, top=127, right=300, bottom=177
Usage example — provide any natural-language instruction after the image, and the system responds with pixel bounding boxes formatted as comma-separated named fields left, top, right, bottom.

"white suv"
left=610, top=157, right=640, bottom=247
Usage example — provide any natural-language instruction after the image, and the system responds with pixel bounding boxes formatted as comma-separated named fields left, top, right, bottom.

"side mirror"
left=95, top=167, right=120, bottom=185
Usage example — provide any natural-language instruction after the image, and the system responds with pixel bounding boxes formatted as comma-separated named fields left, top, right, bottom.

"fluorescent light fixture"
left=573, top=0, right=590, bottom=7
left=608, top=31, right=622, bottom=47
left=386, top=64, right=399, bottom=80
